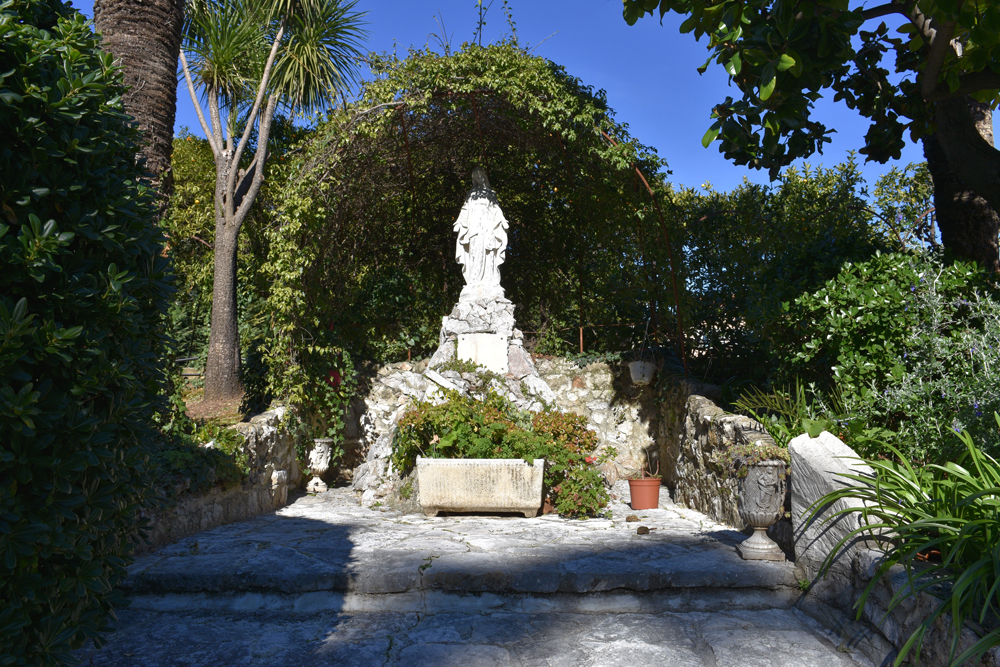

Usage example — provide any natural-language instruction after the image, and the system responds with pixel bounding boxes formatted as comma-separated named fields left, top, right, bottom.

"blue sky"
left=71, top=0, right=931, bottom=193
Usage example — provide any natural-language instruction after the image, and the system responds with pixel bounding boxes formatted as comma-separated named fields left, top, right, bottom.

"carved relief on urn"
left=736, top=460, right=787, bottom=561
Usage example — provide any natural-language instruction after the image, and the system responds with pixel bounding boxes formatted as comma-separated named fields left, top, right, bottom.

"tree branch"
left=227, top=18, right=287, bottom=205
left=179, top=50, right=219, bottom=156
left=921, top=18, right=957, bottom=98
left=207, top=89, right=225, bottom=163
left=860, top=2, right=911, bottom=21
left=926, top=69, right=1000, bottom=102
left=907, top=4, right=938, bottom=43
left=232, top=94, right=278, bottom=233
left=190, top=235, right=214, bottom=249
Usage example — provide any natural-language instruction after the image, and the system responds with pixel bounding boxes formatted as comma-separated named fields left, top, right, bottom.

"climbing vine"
left=262, top=41, right=675, bottom=419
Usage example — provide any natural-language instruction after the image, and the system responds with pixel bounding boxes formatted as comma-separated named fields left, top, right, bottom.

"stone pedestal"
left=457, top=333, right=509, bottom=373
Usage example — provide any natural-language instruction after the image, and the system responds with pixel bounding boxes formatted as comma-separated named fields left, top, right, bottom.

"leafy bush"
left=813, top=426, right=1000, bottom=666
left=734, top=382, right=838, bottom=447
left=733, top=381, right=892, bottom=456
left=392, top=390, right=614, bottom=517
left=0, top=1, right=171, bottom=662
left=777, top=250, right=997, bottom=462
left=672, top=159, right=897, bottom=383
left=149, top=387, right=247, bottom=498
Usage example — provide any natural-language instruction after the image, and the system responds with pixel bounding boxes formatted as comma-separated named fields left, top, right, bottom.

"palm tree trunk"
left=93, top=0, right=185, bottom=200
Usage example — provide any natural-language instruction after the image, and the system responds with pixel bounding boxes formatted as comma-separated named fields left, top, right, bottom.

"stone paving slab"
left=124, top=485, right=797, bottom=604
left=70, top=484, right=877, bottom=666
left=75, top=607, right=871, bottom=666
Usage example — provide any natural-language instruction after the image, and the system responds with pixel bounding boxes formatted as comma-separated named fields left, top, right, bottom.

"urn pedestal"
left=736, top=460, right=787, bottom=561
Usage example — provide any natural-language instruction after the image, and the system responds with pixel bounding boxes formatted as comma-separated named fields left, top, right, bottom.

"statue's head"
left=471, top=166, right=491, bottom=190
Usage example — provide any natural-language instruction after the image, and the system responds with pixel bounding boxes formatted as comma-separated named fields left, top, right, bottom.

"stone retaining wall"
left=791, top=431, right=1000, bottom=667
left=348, top=356, right=788, bottom=553
left=350, top=358, right=665, bottom=507
left=140, top=408, right=303, bottom=551
left=533, top=357, right=659, bottom=478
left=657, top=380, right=793, bottom=555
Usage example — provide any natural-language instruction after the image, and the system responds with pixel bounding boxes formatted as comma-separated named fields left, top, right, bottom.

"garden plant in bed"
left=391, top=389, right=615, bottom=517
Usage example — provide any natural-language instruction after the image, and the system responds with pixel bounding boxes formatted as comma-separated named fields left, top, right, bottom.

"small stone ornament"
left=307, top=438, right=334, bottom=494
left=736, top=460, right=787, bottom=561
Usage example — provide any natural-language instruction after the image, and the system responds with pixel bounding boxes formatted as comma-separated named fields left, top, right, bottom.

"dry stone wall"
left=349, top=358, right=666, bottom=508
left=347, top=361, right=791, bottom=551
left=657, top=380, right=792, bottom=555
left=532, top=357, right=659, bottom=478
left=141, top=408, right=302, bottom=551
left=348, top=360, right=779, bottom=515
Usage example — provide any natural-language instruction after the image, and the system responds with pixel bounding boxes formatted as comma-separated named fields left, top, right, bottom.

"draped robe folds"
left=454, top=188, right=509, bottom=288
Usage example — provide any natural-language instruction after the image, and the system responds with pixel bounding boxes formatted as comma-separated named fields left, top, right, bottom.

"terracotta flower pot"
left=628, top=478, right=661, bottom=510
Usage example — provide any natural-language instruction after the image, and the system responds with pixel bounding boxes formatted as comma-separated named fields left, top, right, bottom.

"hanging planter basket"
left=628, top=360, right=655, bottom=386
left=629, top=319, right=656, bottom=386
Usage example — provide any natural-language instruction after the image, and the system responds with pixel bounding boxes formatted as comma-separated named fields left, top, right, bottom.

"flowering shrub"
left=779, top=251, right=999, bottom=463
left=392, top=390, right=614, bottom=517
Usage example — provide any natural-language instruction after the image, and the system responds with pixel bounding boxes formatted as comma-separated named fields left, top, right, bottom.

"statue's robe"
left=454, top=188, right=509, bottom=287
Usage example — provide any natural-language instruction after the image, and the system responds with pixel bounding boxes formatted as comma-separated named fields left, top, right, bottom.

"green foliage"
left=0, top=1, right=171, bottom=662
left=392, top=391, right=614, bottom=517
left=778, top=250, right=997, bottom=462
left=672, top=159, right=895, bottom=383
left=623, top=0, right=1000, bottom=174
left=264, top=41, right=671, bottom=381
left=812, top=426, right=1000, bottom=666
left=720, top=441, right=790, bottom=479
left=432, top=355, right=480, bottom=374
left=734, top=382, right=839, bottom=447
left=871, top=163, right=936, bottom=251
left=163, top=127, right=295, bottom=380
left=150, top=384, right=247, bottom=496
left=733, top=381, right=891, bottom=454
left=183, top=0, right=367, bottom=117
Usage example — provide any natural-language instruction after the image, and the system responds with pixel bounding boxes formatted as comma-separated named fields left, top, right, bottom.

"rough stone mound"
left=352, top=297, right=559, bottom=508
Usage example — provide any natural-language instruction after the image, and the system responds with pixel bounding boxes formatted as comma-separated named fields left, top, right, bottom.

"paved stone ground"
left=76, top=485, right=872, bottom=666
left=78, top=607, right=865, bottom=666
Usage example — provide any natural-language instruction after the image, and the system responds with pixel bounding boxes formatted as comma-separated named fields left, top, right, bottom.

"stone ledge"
left=123, top=586, right=800, bottom=616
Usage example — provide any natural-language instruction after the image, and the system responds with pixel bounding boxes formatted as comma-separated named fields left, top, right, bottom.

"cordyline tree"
left=180, top=0, right=366, bottom=402
left=623, top=0, right=1000, bottom=272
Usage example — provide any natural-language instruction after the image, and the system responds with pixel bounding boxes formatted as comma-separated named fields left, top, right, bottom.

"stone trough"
left=416, top=457, right=545, bottom=517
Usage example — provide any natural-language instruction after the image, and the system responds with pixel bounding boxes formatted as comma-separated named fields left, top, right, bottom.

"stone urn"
left=735, top=460, right=787, bottom=561
left=307, top=438, right=335, bottom=493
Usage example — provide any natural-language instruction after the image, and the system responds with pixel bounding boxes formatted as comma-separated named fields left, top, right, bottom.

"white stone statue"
left=454, top=167, right=508, bottom=301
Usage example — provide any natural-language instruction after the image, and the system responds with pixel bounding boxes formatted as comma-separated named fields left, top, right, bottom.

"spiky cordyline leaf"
left=183, top=0, right=365, bottom=117
left=268, top=0, right=366, bottom=116
left=183, top=0, right=270, bottom=111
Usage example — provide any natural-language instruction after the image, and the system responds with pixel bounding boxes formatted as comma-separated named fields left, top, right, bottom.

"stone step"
left=126, top=587, right=798, bottom=616
left=123, top=488, right=799, bottom=614
left=76, top=607, right=872, bottom=667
